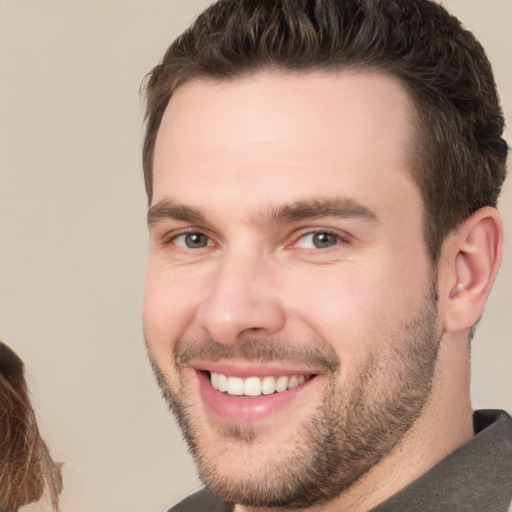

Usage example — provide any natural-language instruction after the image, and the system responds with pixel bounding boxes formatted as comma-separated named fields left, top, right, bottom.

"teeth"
left=261, top=376, right=276, bottom=395
left=288, top=375, right=299, bottom=389
left=275, top=375, right=288, bottom=393
left=227, top=377, right=244, bottom=396
left=210, top=372, right=309, bottom=397
left=243, top=377, right=262, bottom=397
left=217, top=373, right=228, bottom=393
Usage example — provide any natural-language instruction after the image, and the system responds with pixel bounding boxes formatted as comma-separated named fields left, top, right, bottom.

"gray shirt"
left=168, top=409, right=512, bottom=512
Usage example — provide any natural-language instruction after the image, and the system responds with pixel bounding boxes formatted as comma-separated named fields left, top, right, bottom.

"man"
left=141, top=0, right=511, bottom=510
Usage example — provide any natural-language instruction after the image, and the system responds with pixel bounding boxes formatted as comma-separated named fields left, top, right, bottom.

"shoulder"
left=167, top=488, right=232, bottom=512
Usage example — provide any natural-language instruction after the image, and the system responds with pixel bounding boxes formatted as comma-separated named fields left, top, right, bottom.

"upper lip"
left=190, top=359, right=321, bottom=378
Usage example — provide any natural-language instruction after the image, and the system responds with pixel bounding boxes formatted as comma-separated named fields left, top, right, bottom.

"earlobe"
left=443, top=207, right=503, bottom=333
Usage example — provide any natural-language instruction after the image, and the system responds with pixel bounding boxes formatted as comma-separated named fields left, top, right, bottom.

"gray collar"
left=372, top=410, right=512, bottom=512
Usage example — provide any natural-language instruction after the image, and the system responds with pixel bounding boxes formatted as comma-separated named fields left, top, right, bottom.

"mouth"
left=209, top=371, right=310, bottom=397
left=193, top=364, right=320, bottom=424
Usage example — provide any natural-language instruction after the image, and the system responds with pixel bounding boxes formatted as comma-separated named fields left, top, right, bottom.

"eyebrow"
left=257, top=197, right=379, bottom=226
left=147, top=201, right=206, bottom=228
left=147, top=196, right=378, bottom=229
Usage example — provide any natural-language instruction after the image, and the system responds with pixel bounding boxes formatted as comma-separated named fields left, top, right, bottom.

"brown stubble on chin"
left=216, top=423, right=257, bottom=444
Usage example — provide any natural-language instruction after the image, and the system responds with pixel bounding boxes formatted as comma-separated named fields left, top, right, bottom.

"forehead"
left=152, top=70, right=419, bottom=218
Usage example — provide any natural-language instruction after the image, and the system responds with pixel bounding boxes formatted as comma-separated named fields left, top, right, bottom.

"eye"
left=295, top=231, right=342, bottom=249
left=173, top=232, right=212, bottom=249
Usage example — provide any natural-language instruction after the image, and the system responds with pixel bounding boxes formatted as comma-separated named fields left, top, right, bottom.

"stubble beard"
left=147, top=284, right=440, bottom=509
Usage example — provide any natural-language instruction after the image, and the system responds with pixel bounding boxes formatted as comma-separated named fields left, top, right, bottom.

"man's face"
left=144, top=71, right=441, bottom=508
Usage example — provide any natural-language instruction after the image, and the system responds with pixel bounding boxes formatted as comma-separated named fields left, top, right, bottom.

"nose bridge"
left=197, top=249, right=285, bottom=345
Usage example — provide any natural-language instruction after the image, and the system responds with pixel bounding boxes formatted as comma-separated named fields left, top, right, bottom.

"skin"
left=144, top=71, right=501, bottom=511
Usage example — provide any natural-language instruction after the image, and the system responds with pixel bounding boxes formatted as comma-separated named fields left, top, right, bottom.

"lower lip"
left=197, top=371, right=316, bottom=424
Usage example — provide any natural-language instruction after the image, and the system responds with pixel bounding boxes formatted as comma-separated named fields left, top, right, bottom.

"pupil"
left=186, top=234, right=207, bottom=248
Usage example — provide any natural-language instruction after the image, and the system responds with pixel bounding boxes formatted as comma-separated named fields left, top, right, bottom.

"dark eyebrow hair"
left=147, top=196, right=378, bottom=229
left=258, top=197, right=378, bottom=226
left=147, top=200, right=206, bottom=227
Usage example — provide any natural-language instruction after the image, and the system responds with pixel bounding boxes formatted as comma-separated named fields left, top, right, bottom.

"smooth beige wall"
left=0, top=1, right=510, bottom=511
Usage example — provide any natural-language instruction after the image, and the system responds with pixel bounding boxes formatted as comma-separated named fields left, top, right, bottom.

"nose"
left=196, top=255, right=286, bottom=345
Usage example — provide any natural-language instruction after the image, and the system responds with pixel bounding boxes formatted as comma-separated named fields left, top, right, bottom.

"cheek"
left=143, top=265, right=199, bottom=354
left=282, top=264, right=379, bottom=361
left=283, top=256, right=425, bottom=367
left=143, top=271, right=201, bottom=396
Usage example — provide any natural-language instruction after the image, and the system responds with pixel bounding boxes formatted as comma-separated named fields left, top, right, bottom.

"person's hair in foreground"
left=0, top=343, right=62, bottom=512
left=143, top=0, right=507, bottom=262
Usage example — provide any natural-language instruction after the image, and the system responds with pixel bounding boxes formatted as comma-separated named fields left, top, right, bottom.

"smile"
left=209, top=371, right=309, bottom=397
left=196, top=367, right=320, bottom=423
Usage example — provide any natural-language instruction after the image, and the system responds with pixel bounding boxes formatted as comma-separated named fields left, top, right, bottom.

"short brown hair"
left=142, top=0, right=507, bottom=261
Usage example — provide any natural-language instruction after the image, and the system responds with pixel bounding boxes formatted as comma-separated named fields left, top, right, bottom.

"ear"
left=441, top=207, right=503, bottom=333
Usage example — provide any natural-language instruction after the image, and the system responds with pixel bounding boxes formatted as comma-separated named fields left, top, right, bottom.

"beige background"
left=0, top=1, right=510, bottom=511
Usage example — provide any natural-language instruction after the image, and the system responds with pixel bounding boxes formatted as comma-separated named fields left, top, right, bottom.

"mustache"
left=173, top=336, right=340, bottom=373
